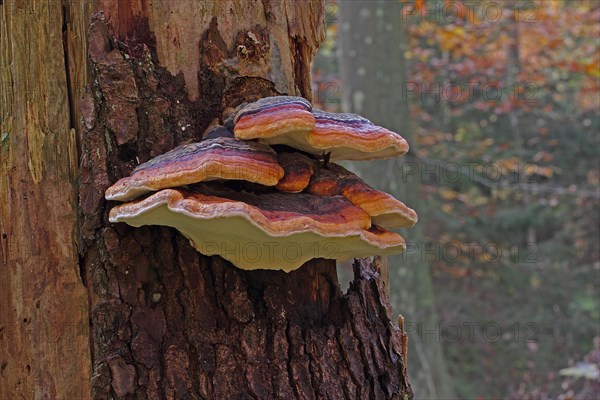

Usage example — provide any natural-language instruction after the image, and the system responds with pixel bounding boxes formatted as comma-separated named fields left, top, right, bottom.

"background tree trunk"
left=0, top=1, right=92, bottom=398
left=2, top=1, right=412, bottom=398
left=338, top=1, right=456, bottom=398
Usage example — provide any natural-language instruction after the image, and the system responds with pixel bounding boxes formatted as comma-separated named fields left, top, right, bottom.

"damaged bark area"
left=79, top=8, right=411, bottom=400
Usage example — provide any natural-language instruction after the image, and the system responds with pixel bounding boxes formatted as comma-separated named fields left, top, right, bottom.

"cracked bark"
left=2, top=1, right=411, bottom=398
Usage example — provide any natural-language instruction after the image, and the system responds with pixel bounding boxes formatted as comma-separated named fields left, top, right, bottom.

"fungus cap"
left=308, top=109, right=409, bottom=161
left=233, top=97, right=409, bottom=161
left=274, top=152, right=315, bottom=193
left=203, top=125, right=235, bottom=140
left=105, top=137, right=284, bottom=201
left=109, top=185, right=406, bottom=271
left=307, top=162, right=417, bottom=228
left=233, top=96, right=315, bottom=141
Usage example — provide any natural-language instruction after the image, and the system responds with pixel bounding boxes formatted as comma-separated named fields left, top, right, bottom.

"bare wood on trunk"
left=0, top=1, right=92, bottom=398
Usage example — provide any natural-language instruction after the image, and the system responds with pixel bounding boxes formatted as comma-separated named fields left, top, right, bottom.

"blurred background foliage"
left=312, top=0, right=600, bottom=398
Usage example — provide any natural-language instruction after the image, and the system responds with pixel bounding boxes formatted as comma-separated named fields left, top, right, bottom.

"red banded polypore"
left=233, top=96, right=409, bottom=161
left=105, top=137, right=284, bottom=201
left=306, top=162, right=418, bottom=229
left=106, top=96, right=417, bottom=272
left=108, top=184, right=406, bottom=271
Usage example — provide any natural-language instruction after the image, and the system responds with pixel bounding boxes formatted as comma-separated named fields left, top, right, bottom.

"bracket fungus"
left=202, top=125, right=235, bottom=140
left=233, top=96, right=408, bottom=161
left=274, top=152, right=315, bottom=193
left=233, top=96, right=316, bottom=142
left=309, top=109, right=409, bottom=161
left=106, top=96, right=417, bottom=272
left=306, top=162, right=418, bottom=229
left=109, top=185, right=406, bottom=272
left=105, top=137, right=284, bottom=201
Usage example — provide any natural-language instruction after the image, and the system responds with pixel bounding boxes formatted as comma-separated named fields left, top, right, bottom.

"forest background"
left=311, top=0, right=600, bottom=398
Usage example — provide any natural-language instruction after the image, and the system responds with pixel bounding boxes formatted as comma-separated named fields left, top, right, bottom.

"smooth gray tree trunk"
left=338, top=1, right=456, bottom=398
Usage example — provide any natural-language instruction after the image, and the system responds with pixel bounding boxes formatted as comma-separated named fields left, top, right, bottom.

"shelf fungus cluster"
left=106, top=96, right=417, bottom=272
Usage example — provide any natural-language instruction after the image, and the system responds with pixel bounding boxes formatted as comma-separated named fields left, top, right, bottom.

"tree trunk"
left=2, top=1, right=412, bottom=398
left=338, top=1, right=456, bottom=398
left=0, top=1, right=92, bottom=398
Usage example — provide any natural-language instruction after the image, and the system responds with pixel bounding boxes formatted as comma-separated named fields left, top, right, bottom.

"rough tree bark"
left=2, top=1, right=412, bottom=398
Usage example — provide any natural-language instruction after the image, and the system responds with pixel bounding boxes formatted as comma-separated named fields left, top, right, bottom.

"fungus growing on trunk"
left=105, top=137, right=284, bottom=201
left=233, top=97, right=408, bottom=161
left=309, top=109, right=409, bottom=161
left=233, top=96, right=315, bottom=142
left=274, top=152, right=315, bottom=193
left=106, top=96, right=417, bottom=272
left=202, top=125, right=235, bottom=140
left=108, top=185, right=406, bottom=271
left=307, top=162, right=418, bottom=228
